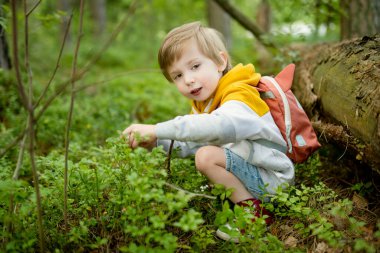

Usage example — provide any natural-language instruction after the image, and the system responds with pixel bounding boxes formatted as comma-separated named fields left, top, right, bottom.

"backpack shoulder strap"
left=261, top=76, right=293, bottom=154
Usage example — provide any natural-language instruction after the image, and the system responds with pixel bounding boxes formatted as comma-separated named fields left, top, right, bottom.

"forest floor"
left=310, top=141, right=380, bottom=246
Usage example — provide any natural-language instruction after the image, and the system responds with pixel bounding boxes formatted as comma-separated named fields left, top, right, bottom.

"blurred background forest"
left=4, top=0, right=377, bottom=75
left=0, top=0, right=379, bottom=252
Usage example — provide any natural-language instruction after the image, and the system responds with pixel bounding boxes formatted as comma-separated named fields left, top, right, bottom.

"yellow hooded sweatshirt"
left=191, top=63, right=269, bottom=116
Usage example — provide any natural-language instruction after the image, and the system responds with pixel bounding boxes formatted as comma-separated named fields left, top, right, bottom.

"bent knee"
left=195, top=146, right=210, bottom=172
left=195, top=146, right=225, bottom=173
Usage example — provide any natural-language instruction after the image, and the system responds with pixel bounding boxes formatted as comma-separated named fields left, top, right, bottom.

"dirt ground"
left=317, top=141, right=380, bottom=228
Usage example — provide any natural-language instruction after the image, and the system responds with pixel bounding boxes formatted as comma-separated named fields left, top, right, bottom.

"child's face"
left=168, top=39, right=227, bottom=101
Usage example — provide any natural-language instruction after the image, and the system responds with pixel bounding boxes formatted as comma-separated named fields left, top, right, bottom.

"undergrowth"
left=1, top=137, right=379, bottom=252
left=1, top=64, right=379, bottom=252
left=0, top=2, right=379, bottom=251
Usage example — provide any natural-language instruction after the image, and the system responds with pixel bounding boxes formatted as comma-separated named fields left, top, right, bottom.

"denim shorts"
left=224, top=148, right=266, bottom=200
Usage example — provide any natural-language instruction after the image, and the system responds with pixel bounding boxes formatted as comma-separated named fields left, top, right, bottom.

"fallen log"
left=293, top=35, right=380, bottom=173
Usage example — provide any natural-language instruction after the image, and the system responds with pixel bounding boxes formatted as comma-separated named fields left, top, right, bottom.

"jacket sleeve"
left=155, top=100, right=286, bottom=147
left=156, top=112, right=236, bottom=144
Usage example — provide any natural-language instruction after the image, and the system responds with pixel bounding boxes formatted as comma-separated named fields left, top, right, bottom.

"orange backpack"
left=257, top=64, right=321, bottom=163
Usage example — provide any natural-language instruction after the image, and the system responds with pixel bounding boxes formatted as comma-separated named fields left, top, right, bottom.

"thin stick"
left=166, top=140, right=175, bottom=176
left=25, top=0, right=41, bottom=16
left=0, top=132, right=25, bottom=158
left=64, top=0, right=84, bottom=234
left=13, top=125, right=28, bottom=180
left=24, top=0, right=45, bottom=250
left=10, top=0, right=45, bottom=251
left=0, top=1, right=138, bottom=159
left=35, top=13, right=73, bottom=109
left=36, top=0, right=137, bottom=117
left=10, top=0, right=29, bottom=110
left=28, top=113, right=44, bottom=251
left=164, top=182, right=217, bottom=200
left=8, top=128, right=28, bottom=240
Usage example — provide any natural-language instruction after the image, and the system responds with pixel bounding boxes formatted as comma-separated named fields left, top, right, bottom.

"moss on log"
left=293, top=35, right=380, bottom=173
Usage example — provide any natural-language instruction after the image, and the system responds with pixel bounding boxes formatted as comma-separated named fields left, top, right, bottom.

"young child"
left=123, top=21, right=294, bottom=242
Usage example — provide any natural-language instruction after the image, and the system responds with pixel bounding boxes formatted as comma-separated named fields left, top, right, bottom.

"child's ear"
left=218, top=51, right=228, bottom=72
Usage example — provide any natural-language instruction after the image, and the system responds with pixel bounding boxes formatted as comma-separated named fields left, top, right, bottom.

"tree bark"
left=293, top=35, right=380, bottom=173
left=0, top=25, right=11, bottom=70
left=58, top=0, right=71, bottom=43
left=0, top=4, right=11, bottom=70
left=255, top=0, right=271, bottom=33
left=340, top=0, right=380, bottom=40
left=89, top=0, right=106, bottom=36
left=207, top=0, right=232, bottom=49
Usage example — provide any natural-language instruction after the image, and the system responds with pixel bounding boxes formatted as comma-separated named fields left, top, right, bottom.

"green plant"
left=0, top=1, right=377, bottom=251
left=265, top=182, right=378, bottom=251
left=351, top=182, right=373, bottom=197
left=294, top=153, right=322, bottom=185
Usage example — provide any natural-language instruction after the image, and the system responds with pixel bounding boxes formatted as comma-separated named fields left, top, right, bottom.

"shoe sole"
left=216, top=229, right=239, bottom=243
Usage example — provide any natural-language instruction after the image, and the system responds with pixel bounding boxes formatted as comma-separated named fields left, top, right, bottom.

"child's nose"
left=183, top=73, right=195, bottom=86
left=184, top=73, right=195, bottom=86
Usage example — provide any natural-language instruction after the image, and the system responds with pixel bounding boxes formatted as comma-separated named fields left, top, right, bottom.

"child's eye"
left=192, top=64, right=200, bottom=70
left=173, top=73, right=182, bottom=80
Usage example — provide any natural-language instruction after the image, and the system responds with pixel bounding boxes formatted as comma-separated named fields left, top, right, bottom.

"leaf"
left=284, top=236, right=298, bottom=248
left=352, top=192, right=368, bottom=209
left=314, top=242, right=329, bottom=253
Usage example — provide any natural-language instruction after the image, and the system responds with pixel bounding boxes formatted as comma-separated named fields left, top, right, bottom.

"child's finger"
left=131, top=137, right=139, bottom=149
left=128, top=132, right=134, bottom=146
left=122, top=126, right=132, bottom=136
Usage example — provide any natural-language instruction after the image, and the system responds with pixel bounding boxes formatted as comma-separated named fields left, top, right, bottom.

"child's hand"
left=122, top=124, right=157, bottom=149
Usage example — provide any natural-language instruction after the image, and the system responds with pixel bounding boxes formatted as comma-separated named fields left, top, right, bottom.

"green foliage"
left=213, top=195, right=290, bottom=252
left=0, top=1, right=376, bottom=252
left=351, top=182, right=374, bottom=197
left=1, top=138, right=207, bottom=252
left=294, top=153, right=323, bottom=185
left=265, top=182, right=377, bottom=251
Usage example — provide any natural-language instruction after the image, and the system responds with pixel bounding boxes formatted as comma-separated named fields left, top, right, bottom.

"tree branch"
left=212, top=0, right=277, bottom=50
left=13, top=122, right=28, bottom=180
left=0, top=0, right=138, bottom=159
left=10, top=0, right=29, bottom=110
left=36, top=0, right=138, bottom=121
left=25, top=0, right=41, bottom=17
left=35, top=13, right=73, bottom=109
left=22, top=0, right=45, bottom=251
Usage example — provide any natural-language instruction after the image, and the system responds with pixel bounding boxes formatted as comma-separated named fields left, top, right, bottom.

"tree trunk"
left=207, top=0, right=232, bottom=49
left=0, top=5, right=11, bottom=70
left=255, top=0, right=274, bottom=70
left=89, top=0, right=106, bottom=37
left=58, top=0, right=71, bottom=43
left=255, top=0, right=271, bottom=33
left=340, top=0, right=380, bottom=40
left=293, top=35, right=380, bottom=173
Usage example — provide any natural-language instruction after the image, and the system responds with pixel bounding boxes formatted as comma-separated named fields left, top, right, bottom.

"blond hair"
left=158, top=21, right=232, bottom=82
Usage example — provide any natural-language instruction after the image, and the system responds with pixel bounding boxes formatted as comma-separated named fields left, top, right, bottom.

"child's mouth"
left=191, top=87, right=202, bottom=95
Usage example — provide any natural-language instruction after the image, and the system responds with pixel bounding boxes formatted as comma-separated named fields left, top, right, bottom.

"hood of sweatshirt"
left=191, top=63, right=269, bottom=116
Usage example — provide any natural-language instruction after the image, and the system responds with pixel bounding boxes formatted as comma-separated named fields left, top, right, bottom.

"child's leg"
left=196, top=146, right=274, bottom=242
left=195, top=145, right=253, bottom=203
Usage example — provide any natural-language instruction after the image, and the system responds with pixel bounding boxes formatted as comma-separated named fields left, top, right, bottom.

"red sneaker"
left=237, top=198, right=274, bottom=225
